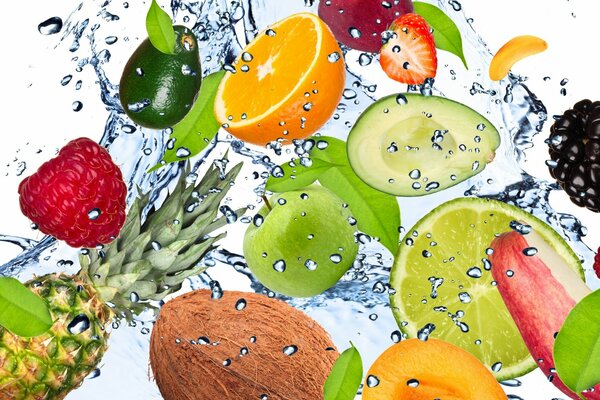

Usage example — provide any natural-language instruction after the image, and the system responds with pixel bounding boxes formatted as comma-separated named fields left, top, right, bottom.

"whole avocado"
left=119, top=25, right=202, bottom=129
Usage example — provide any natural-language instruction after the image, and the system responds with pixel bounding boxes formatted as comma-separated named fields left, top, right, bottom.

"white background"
left=1, top=0, right=600, bottom=399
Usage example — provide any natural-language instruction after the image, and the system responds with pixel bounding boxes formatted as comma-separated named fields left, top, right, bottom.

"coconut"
left=149, top=289, right=338, bottom=400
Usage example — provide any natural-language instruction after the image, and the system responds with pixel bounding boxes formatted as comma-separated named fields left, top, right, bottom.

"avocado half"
left=347, top=93, right=501, bottom=197
left=119, top=25, right=202, bottom=130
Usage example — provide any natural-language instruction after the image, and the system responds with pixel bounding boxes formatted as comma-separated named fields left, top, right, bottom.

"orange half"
left=214, top=12, right=345, bottom=146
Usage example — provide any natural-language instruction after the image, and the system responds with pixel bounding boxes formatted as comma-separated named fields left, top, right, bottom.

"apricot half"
left=362, top=338, right=506, bottom=400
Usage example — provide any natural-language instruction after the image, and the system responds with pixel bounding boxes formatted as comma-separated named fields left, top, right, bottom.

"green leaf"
left=324, top=343, right=363, bottom=400
left=267, top=136, right=400, bottom=254
left=0, top=277, right=53, bottom=337
left=266, top=158, right=339, bottom=193
left=146, top=0, right=176, bottom=55
left=554, top=290, right=600, bottom=394
left=413, top=2, right=468, bottom=69
left=149, top=71, right=225, bottom=172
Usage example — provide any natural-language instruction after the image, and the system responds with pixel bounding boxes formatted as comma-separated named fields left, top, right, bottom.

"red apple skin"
left=318, top=0, right=414, bottom=53
left=490, top=231, right=600, bottom=399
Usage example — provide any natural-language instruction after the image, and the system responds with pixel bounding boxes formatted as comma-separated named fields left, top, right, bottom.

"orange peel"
left=489, top=35, right=548, bottom=81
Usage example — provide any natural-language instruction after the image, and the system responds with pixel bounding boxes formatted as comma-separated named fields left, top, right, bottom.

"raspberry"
left=18, top=137, right=127, bottom=248
left=547, top=99, right=600, bottom=212
left=595, top=249, right=600, bottom=280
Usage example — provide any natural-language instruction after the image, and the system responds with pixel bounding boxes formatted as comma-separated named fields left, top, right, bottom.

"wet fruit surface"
left=547, top=99, right=600, bottom=212
left=318, top=0, right=414, bottom=53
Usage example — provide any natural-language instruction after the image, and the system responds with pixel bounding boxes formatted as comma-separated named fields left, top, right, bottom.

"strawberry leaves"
left=0, top=277, right=52, bottom=337
left=414, top=2, right=468, bottom=68
left=266, top=136, right=400, bottom=254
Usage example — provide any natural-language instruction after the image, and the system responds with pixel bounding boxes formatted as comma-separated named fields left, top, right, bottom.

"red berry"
left=594, top=249, right=600, bottom=279
left=18, top=137, right=127, bottom=248
left=380, top=13, right=437, bottom=85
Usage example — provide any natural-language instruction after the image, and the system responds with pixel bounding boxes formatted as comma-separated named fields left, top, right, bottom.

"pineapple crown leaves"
left=78, top=159, right=245, bottom=321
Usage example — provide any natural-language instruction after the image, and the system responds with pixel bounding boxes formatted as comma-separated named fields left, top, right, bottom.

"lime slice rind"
left=390, top=197, right=583, bottom=381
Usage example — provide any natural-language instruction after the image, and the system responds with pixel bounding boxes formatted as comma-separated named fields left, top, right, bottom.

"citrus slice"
left=214, top=12, right=345, bottom=146
left=390, top=197, right=583, bottom=381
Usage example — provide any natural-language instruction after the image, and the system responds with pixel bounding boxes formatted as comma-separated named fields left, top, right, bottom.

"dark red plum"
left=318, top=0, right=414, bottom=53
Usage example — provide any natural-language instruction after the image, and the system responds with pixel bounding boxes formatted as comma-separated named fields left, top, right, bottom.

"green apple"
left=243, top=185, right=359, bottom=297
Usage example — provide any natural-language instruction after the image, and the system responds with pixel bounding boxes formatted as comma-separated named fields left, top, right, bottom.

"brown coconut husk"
left=149, top=289, right=339, bottom=400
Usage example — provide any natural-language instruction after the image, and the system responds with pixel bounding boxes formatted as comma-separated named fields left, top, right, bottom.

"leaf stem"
left=262, top=195, right=272, bottom=211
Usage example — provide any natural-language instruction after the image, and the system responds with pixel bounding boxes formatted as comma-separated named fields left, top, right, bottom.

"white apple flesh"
left=489, top=229, right=600, bottom=399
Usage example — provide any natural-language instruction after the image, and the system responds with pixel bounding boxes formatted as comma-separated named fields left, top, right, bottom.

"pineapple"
left=0, top=161, right=243, bottom=399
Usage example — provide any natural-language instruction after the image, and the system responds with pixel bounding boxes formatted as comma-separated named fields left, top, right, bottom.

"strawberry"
left=380, top=13, right=437, bottom=85
left=594, top=248, right=600, bottom=279
left=18, top=137, right=127, bottom=248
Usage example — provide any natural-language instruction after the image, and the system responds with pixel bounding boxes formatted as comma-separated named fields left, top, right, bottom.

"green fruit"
left=244, top=185, right=358, bottom=297
left=347, top=93, right=501, bottom=197
left=119, top=25, right=202, bottom=129
left=390, top=197, right=583, bottom=381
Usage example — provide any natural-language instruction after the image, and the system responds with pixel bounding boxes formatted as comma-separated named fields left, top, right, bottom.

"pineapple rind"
left=0, top=274, right=109, bottom=400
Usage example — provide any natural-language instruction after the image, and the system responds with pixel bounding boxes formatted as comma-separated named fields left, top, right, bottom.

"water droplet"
left=328, top=51, right=341, bottom=63
left=417, top=323, right=436, bottom=341
left=68, top=314, right=91, bottom=335
left=390, top=330, right=403, bottom=343
left=406, top=378, right=420, bottom=388
left=105, top=36, right=118, bottom=45
left=128, top=99, right=151, bottom=112
left=72, top=101, right=83, bottom=112
left=409, top=169, right=421, bottom=179
left=273, top=259, right=286, bottom=272
left=241, top=52, right=253, bottom=62
left=175, top=147, right=191, bottom=158
left=38, top=17, right=63, bottom=35
left=198, top=336, right=210, bottom=345
left=366, top=375, right=380, bottom=387
left=253, top=214, right=264, bottom=227
left=492, top=362, right=503, bottom=372
left=506, top=270, right=515, bottom=277
left=425, top=182, right=440, bottom=192
left=348, top=27, right=362, bottom=38
left=235, top=298, right=247, bottom=310
left=87, top=208, right=101, bottom=220
left=396, top=94, right=408, bottom=105
left=129, top=292, right=140, bottom=303
left=523, top=247, right=538, bottom=256
left=509, top=220, right=532, bottom=235
left=329, top=254, right=342, bottom=264
left=266, top=29, right=276, bottom=37
left=283, top=345, right=298, bottom=356
left=223, top=358, right=231, bottom=366
left=304, top=259, right=318, bottom=271
left=151, top=241, right=162, bottom=251
left=466, top=267, right=482, bottom=278
left=359, top=53, right=372, bottom=66
left=458, top=292, right=472, bottom=303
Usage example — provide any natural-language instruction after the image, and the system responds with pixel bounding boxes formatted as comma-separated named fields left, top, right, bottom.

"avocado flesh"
left=347, top=94, right=501, bottom=197
left=119, top=25, right=202, bottom=129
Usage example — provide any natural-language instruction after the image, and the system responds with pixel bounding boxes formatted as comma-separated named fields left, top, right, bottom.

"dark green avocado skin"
left=119, top=25, right=202, bottom=129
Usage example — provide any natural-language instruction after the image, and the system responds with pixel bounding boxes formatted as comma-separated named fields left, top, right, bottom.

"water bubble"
left=175, top=147, right=191, bottom=158
left=343, top=89, right=357, bottom=99
left=523, top=247, right=538, bottom=256
left=283, top=345, right=298, bottom=356
left=61, top=75, right=73, bottom=86
left=500, top=379, right=522, bottom=387
left=38, top=17, right=63, bottom=35
left=425, top=182, right=440, bottom=192
left=253, top=214, right=264, bottom=227
left=68, top=314, right=91, bottom=335
left=366, top=375, right=380, bottom=387
left=391, top=330, right=403, bottom=343
left=477, top=123, right=486, bottom=131
left=506, top=270, right=515, bottom=277
left=240, top=347, right=249, bottom=355
left=359, top=53, right=372, bottom=66
left=273, top=259, right=286, bottom=272
left=72, top=101, right=83, bottom=112
left=223, top=359, right=231, bottom=366
left=265, top=29, right=276, bottom=37
left=348, top=27, right=362, bottom=38
left=492, top=362, right=503, bottom=372
left=105, top=36, right=118, bottom=45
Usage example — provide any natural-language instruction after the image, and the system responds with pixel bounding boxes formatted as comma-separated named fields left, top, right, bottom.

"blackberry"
left=547, top=99, right=600, bottom=212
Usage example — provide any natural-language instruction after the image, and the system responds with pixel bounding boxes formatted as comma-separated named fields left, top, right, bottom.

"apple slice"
left=489, top=228, right=600, bottom=399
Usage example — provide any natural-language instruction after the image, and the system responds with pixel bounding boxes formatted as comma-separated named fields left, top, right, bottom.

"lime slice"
left=390, top=197, right=583, bottom=381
